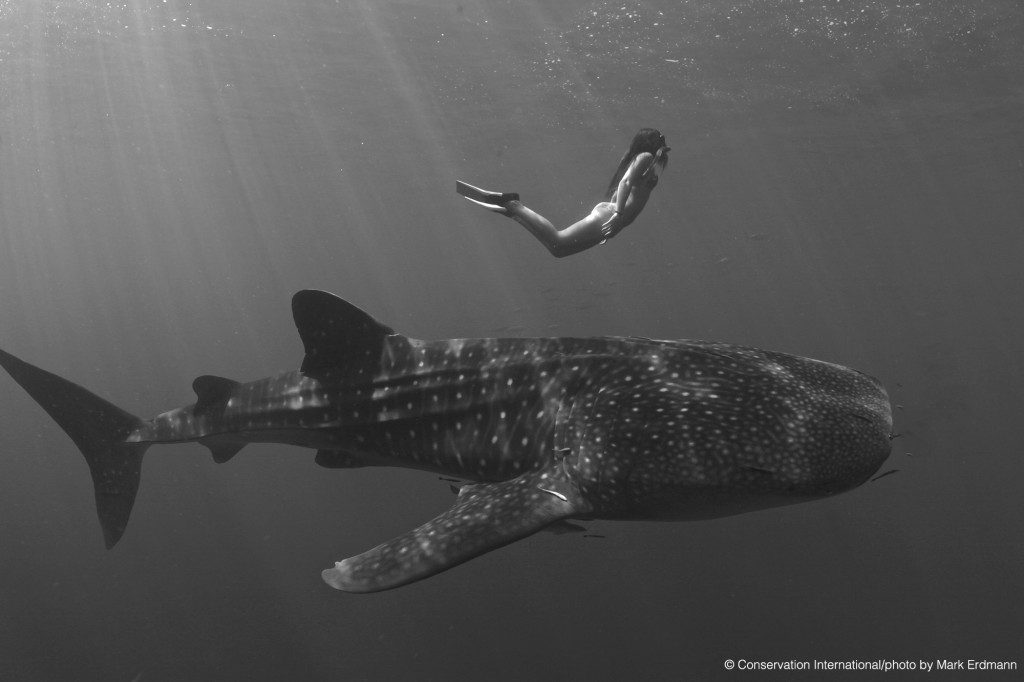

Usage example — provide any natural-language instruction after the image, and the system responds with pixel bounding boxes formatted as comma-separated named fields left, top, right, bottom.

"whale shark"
left=0, top=290, right=892, bottom=592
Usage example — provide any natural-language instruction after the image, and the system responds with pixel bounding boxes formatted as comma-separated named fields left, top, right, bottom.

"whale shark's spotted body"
left=0, top=291, right=892, bottom=592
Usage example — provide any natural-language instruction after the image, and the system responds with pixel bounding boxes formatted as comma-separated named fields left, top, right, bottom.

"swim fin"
left=455, top=181, right=519, bottom=213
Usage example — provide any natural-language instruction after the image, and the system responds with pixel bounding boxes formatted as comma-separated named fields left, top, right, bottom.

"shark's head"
left=557, top=343, right=893, bottom=521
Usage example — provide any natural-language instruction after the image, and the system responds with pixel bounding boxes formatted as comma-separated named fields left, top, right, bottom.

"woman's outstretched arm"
left=604, top=151, right=656, bottom=227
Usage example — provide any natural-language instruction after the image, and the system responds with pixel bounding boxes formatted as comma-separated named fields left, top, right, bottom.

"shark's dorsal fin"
left=291, top=290, right=397, bottom=377
left=192, top=375, right=239, bottom=415
left=321, top=465, right=592, bottom=592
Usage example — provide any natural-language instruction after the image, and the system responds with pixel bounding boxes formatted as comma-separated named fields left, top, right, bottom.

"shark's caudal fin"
left=322, top=466, right=589, bottom=592
left=0, top=348, right=147, bottom=548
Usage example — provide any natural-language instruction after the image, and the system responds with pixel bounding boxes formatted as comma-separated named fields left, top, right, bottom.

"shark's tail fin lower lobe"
left=0, top=348, right=148, bottom=548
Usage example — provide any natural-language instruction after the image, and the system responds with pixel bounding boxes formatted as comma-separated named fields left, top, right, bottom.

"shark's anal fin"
left=322, top=468, right=589, bottom=593
left=198, top=437, right=245, bottom=464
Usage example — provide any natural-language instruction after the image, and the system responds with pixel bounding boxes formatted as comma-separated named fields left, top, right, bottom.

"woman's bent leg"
left=506, top=202, right=604, bottom=258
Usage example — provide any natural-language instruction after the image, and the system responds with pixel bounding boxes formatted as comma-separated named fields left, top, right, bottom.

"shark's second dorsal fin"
left=192, top=375, right=245, bottom=463
left=291, top=290, right=397, bottom=377
left=192, top=375, right=239, bottom=416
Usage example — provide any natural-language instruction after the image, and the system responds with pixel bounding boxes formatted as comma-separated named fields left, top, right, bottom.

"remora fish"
left=0, top=290, right=892, bottom=592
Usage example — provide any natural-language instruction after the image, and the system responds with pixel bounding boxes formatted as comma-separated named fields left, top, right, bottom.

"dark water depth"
left=1, top=1, right=1022, bottom=680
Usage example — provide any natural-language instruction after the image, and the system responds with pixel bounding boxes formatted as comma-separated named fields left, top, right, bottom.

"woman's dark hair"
left=604, top=128, right=668, bottom=199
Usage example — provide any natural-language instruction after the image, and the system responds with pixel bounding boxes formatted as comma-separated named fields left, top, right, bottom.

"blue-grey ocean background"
left=1, top=1, right=1022, bottom=680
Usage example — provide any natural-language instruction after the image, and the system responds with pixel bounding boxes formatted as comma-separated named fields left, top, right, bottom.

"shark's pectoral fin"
left=322, top=468, right=589, bottom=593
left=543, top=520, right=588, bottom=535
left=315, top=449, right=366, bottom=468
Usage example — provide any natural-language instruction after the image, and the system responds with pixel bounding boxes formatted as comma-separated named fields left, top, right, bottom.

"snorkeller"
left=457, top=128, right=669, bottom=258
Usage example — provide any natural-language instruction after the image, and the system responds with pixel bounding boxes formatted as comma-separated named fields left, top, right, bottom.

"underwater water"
left=1, top=0, right=1022, bottom=679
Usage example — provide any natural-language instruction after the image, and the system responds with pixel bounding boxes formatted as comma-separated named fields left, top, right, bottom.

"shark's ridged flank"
left=0, top=290, right=893, bottom=592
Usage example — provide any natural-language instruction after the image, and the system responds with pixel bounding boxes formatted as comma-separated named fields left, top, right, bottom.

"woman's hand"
left=601, top=211, right=619, bottom=235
